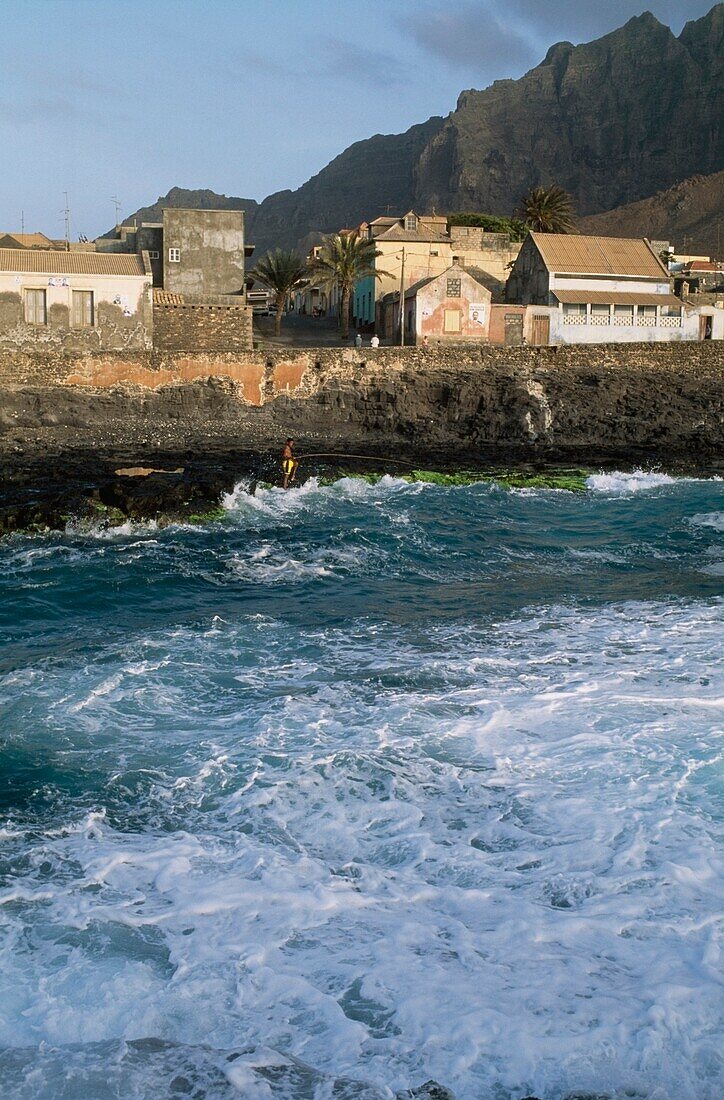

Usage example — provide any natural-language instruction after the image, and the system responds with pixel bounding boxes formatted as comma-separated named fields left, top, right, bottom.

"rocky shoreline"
left=2, top=441, right=722, bottom=534
left=2, top=343, right=722, bottom=531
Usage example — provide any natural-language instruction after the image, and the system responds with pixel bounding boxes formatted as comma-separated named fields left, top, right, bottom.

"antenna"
left=20, top=210, right=25, bottom=235
left=62, top=192, right=71, bottom=250
left=112, top=196, right=122, bottom=225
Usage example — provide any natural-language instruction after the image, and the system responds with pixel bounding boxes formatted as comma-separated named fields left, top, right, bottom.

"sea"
left=0, top=470, right=722, bottom=1100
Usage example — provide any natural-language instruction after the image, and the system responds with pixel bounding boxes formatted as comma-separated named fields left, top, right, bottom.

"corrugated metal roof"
left=532, top=233, right=668, bottom=278
left=0, top=248, right=147, bottom=276
left=554, top=289, right=683, bottom=306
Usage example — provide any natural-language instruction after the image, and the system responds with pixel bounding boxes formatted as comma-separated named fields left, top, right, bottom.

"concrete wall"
left=153, top=302, right=253, bottom=353
left=163, top=209, right=246, bottom=300
left=0, top=272, right=153, bottom=353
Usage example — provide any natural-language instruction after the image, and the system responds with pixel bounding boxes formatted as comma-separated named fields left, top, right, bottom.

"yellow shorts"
left=282, top=459, right=295, bottom=476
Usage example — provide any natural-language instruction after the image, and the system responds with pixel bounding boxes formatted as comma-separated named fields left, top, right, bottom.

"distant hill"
left=119, top=5, right=723, bottom=254
left=113, top=186, right=259, bottom=237
left=579, top=172, right=724, bottom=257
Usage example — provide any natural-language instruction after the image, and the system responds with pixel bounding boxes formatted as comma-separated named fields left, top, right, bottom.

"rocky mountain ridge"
left=121, top=5, right=723, bottom=254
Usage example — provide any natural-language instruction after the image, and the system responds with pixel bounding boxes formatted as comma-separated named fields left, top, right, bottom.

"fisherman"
left=282, top=438, right=298, bottom=489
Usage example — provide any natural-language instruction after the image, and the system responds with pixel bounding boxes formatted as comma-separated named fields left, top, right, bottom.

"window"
left=148, top=250, right=160, bottom=259
left=659, top=305, right=682, bottom=328
left=168, top=248, right=181, bottom=263
left=446, top=278, right=461, bottom=298
left=72, top=290, right=94, bottom=328
left=636, top=305, right=656, bottom=327
left=562, top=302, right=586, bottom=324
left=404, top=214, right=417, bottom=232
left=613, top=304, right=634, bottom=326
left=590, top=303, right=611, bottom=325
left=430, top=250, right=439, bottom=257
left=444, top=309, right=461, bottom=333
left=25, top=288, right=46, bottom=325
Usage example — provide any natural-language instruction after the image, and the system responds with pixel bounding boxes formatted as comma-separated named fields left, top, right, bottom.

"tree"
left=308, top=231, right=390, bottom=340
left=520, top=185, right=577, bottom=233
left=247, top=249, right=307, bottom=336
left=448, top=213, right=528, bottom=240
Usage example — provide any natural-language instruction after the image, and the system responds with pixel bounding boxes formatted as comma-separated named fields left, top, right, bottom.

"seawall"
left=1, top=342, right=722, bottom=459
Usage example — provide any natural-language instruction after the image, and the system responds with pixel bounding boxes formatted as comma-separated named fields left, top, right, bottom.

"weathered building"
left=506, top=233, right=722, bottom=344
left=354, top=211, right=521, bottom=332
left=380, top=264, right=492, bottom=345
left=162, top=208, right=251, bottom=301
left=0, top=248, right=153, bottom=352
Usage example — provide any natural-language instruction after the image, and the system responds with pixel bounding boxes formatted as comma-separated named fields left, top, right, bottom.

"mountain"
left=113, top=187, right=259, bottom=237
left=120, top=5, right=723, bottom=253
left=579, top=171, right=724, bottom=256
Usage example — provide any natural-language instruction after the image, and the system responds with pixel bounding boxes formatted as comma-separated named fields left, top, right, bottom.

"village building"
left=506, top=232, right=722, bottom=344
left=380, top=264, right=492, bottom=345
left=0, top=248, right=153, bottom=352
left=96, top=208, right=255, bottom=352
left=353, top=211, right=521, bottom=334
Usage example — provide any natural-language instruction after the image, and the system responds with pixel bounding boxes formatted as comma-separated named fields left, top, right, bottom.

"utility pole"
left=20, top=210, right=24, bottom=235
left=112, top=196, right=122, bottom=226
left=62, top=192, right=71, bottom=250
left=399, top=247, right=406, bottom=347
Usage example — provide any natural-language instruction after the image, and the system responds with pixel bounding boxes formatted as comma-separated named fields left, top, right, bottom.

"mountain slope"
left=120, top=6, right=723, bottom=253
left=578, top=171, right=724, bottom=256
left=414, top=6, right=723, bottom=216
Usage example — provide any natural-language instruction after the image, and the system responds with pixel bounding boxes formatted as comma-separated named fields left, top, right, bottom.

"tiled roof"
left=553, top=289, right=682, bottom=306
left=375, top=224, right=451, bottom=244
left=531, top=233, right=669, bottom=278
left=0, top=232, right=55, bottom=248
left=153, top=289, right=185, bottom=305
left=0, top=248, right=147, bottom=276
left=681, top=261, right=722, bottom=273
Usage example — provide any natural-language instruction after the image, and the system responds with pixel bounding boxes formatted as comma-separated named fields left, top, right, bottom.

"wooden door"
left=531, top=314, right=550, bottom=346
left=504, top=312, right=524, bottom=345
left=699, top=315, right=712, bottom=340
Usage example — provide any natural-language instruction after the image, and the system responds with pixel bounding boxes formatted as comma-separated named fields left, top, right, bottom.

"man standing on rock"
left=282, top=439, right=298, bottom=489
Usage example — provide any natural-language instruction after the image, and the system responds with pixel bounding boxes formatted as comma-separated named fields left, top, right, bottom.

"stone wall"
left=0, top=342, right=721, bottom=463
left=152, top=302, right=253, bottom=353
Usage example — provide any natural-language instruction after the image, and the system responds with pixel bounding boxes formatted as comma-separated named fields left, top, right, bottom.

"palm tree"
left=308, top=231, right=389, bottom=340
left=520, top=185, right=577, bottom=233
left=247, top=249, right=307, bottom=336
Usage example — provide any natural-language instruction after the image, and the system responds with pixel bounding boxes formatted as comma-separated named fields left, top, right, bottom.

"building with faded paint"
left=506, top=232, right=722, bottom=344
left=353, top=211, right=521, bottom=332
left=0, top=248, right=153, bottom=352
left=380, top=264, right=492, bottom=345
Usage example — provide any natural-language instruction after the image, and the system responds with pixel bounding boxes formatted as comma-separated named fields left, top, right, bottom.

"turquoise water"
left=1, top=471, right=722, bottom=1099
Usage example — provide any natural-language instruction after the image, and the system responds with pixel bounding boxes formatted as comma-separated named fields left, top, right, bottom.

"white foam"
left=2, top=600, right=723, bottom=1098
left=690, top=511, right=724, bottom=532
left=586, top=469, right=679, bottom=493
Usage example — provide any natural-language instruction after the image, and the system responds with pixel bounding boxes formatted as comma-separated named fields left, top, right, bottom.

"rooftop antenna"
left=62, top=192, right=71, bottom=250
left=112, top=196, right=122, bottom=226
left=20, top=210, right=25, bottom=235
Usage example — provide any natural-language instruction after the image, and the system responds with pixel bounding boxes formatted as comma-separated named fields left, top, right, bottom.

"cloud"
left=493, top=0, right=714, bottom=44
left=320, top=37, right=411, bottom=86
left=397, top=0, right=537, bottom=76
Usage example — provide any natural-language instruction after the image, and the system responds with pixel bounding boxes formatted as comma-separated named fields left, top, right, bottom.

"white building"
left=506, top=233, right=722, bottom=344
left=0, top=248, right=153, bottom=350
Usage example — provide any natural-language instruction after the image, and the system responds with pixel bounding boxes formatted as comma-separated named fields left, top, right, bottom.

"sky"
left=1, top=0, right=714, bottom=239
